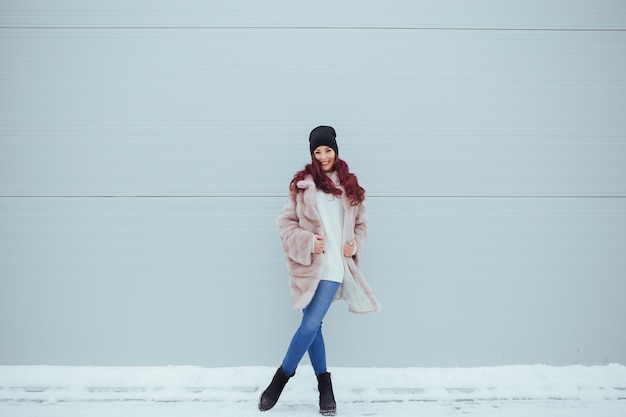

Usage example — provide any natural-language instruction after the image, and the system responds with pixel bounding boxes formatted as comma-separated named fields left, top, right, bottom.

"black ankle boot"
left=258, top=366, right=294, bottom=411
left=317, top=372, right=337, bottom=416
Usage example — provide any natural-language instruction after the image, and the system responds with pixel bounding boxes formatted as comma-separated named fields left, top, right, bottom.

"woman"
left=259, top=126, right=380, bottom=416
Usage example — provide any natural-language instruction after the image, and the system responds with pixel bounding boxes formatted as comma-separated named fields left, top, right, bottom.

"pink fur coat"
left=277, top=175, right=381, bottom=314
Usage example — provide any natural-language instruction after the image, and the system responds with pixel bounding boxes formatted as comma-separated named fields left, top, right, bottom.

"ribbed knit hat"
left=309, top=126, right=338, bottom=155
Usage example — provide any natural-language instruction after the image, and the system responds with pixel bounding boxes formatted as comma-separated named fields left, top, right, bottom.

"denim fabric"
left=282, top=280, right=340, bottom=376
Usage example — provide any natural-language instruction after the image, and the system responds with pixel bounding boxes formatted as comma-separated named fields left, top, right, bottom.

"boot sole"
left=258, top=398, right=276, bottom=412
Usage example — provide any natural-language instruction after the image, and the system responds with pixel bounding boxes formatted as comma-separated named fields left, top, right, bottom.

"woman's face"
left=313, top=146, right=337, bottom=172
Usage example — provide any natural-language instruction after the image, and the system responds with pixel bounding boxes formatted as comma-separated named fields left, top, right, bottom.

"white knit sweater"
left=315, top=188, right=346, bottom=283
left=312, top=171, right=361, bottom=283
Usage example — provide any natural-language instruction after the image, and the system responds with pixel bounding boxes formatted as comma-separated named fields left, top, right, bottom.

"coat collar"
left=296, top=175, right=316, bottom=190
left=297, top=173, right=356, bottom=213
left=296, top=172, right=340, bottom=190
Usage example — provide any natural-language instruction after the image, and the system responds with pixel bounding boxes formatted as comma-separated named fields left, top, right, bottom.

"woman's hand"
left=313, top=235, right=326, bottom=254
left=343, top=240, right=356, bottom=257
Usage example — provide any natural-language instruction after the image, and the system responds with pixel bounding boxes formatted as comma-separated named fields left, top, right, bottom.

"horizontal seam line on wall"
left=1, top=196, right=625, bottom=199
left=1, top=26, right=625, bottom=32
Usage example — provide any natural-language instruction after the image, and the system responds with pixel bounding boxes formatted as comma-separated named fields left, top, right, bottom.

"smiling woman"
left=313, top=146, right=336, bottom=173
left=311, top=126, right=339, bottom=174
left=290, top=127, right=366, bottom=207
left=259, top=126, right=380, bottom=415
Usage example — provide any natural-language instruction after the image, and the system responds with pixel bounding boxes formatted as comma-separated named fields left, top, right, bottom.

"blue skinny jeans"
left=281, top=280, right=340, bottom=376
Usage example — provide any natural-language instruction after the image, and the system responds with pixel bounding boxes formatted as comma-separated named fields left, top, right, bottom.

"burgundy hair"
left=289, top=157, right=365, bottom=206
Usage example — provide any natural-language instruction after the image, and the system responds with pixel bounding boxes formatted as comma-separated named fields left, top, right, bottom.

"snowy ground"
left=1, top=364, right=625, bottom=417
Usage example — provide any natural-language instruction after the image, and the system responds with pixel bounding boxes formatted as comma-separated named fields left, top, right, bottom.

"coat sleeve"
left=277, top=190, right=315, bottom=267
left=352, top=199, right=368, bottom=266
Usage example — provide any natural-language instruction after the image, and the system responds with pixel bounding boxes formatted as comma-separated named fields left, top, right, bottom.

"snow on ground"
left=1, top=364, right=625, bottom=416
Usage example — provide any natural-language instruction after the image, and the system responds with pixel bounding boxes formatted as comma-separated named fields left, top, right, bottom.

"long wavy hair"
left=289, top=157, right=365, bottom=206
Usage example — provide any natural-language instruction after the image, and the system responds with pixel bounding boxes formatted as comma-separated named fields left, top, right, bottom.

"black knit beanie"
left=309, top=126, right=338, bottom=155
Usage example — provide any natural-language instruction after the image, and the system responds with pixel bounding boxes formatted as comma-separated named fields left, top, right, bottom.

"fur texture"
left=277, top=175, right=381, bottom=314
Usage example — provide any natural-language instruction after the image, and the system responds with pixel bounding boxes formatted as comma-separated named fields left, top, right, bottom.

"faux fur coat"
left=277, top=174, right=381, bottom=314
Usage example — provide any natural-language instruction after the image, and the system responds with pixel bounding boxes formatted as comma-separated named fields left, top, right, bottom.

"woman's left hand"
left=343, top=240, right=356, bottom=257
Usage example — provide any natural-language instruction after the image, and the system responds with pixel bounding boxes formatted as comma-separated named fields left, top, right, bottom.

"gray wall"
left=1, top=1, right=625, bottom=367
